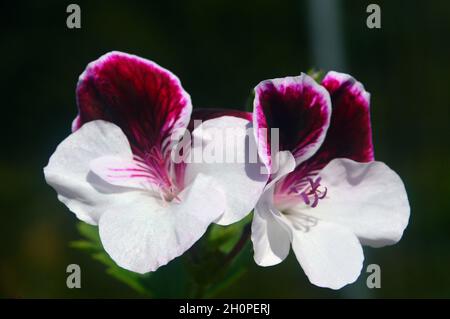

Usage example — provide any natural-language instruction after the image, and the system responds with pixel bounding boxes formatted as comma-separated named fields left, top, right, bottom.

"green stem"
left=223, top=223, right=251, bottom=265
left=186, top=223, right=252, bottom=298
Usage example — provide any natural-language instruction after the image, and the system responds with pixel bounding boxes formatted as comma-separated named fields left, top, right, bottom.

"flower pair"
left=44, top=52, right=409, bottom=289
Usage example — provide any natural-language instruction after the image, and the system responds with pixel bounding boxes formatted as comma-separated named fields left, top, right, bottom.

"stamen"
left=290, top=176, right=327, bottom=208
left=300, top=192, right=310, bottom=205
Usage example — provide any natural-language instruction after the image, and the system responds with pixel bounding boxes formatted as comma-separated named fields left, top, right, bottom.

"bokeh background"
left=1, top=0, right=449, bottom=298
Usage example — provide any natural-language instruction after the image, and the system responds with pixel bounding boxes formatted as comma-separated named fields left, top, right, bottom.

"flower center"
left=289, top=177, right=327, bottom=208
left=133, top=147, right=179, bottom=202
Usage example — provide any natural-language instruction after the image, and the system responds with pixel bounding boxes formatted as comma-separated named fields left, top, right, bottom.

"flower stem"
left=224, top=223, right=251, bottom=265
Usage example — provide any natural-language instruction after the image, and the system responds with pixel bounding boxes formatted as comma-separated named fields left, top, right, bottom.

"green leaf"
left=91, top=252, right=152, bottom=297
left=69, top=240, right=101, bottom=251
left=142, top=257, right=189, bottom=298
left=91, top=251, right=116, bottom=268
left=76, top=222, right=101, bottom=244
left=307, top=68, right=325, bottom=82
left=106, top=268, right=151, bottom=297
left=204, top=241, right=251, bottom=297
left=183, top=215, right=253, bottom=297
left=208, top=213, right=252, bottom=253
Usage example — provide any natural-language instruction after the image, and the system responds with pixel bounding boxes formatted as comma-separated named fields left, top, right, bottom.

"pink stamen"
left=132, top=147, right=179, bottom=201
left=290, top=176, right=327, bottom=208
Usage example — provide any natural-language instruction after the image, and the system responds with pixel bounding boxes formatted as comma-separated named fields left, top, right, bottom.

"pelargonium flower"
left=251, top=72, right=410, bottom=289
left=44, top=51, right=267, bottom=273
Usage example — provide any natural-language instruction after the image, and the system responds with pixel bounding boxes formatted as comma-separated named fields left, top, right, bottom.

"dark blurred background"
left=1, top=0, right=449, bottom=298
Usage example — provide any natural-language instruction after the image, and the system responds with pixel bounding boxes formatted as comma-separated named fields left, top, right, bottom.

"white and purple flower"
left=44, top=51, right=267, bottom=273
left=250, top=72, right=410, bottom=289
left=44, top=51, right=409, bottom=289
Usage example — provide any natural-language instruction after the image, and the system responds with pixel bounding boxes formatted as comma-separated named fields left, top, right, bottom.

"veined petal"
left=279, top=72, right=373, bottom=193
left=297, top=158, right=410, bottom=247
left=184, top=116, right=268, bottom=225
left=253, top=74, right=331, bottom=172
left=44, top=121, right=133, bottom=225
left=98, top=174, right=225, bottom=273
left=75, top=51, right=192, bottom=157
left=90, top=155, right=159, bottom=194
left=290, top=217, right=364, bottom=289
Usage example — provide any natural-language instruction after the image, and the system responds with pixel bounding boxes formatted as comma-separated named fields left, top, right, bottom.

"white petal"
left=98, top=174, right=225, bottom=273
left=265, top=151, right=296, bottom=190
left=290, top=217, right=364, bottom=289
left=250, top=150, right=296, bottom=266
left=306, top=158, right=410, bottom=247
left=43, top=121, right=133, bottom=225
left=184, top=116, right=268, bottom=225
left=251, top=203, right=291, bottom=266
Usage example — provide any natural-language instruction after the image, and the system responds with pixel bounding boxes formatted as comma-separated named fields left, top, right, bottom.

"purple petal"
left=75, top=51, right=192, bottom=158
left=311, top=72, right=374, bottom=165
left=253, top=74, right=332, bottom=172
left=278, top=72, right=373, bottom=194
left=320, top=71, right=374, bottom=163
